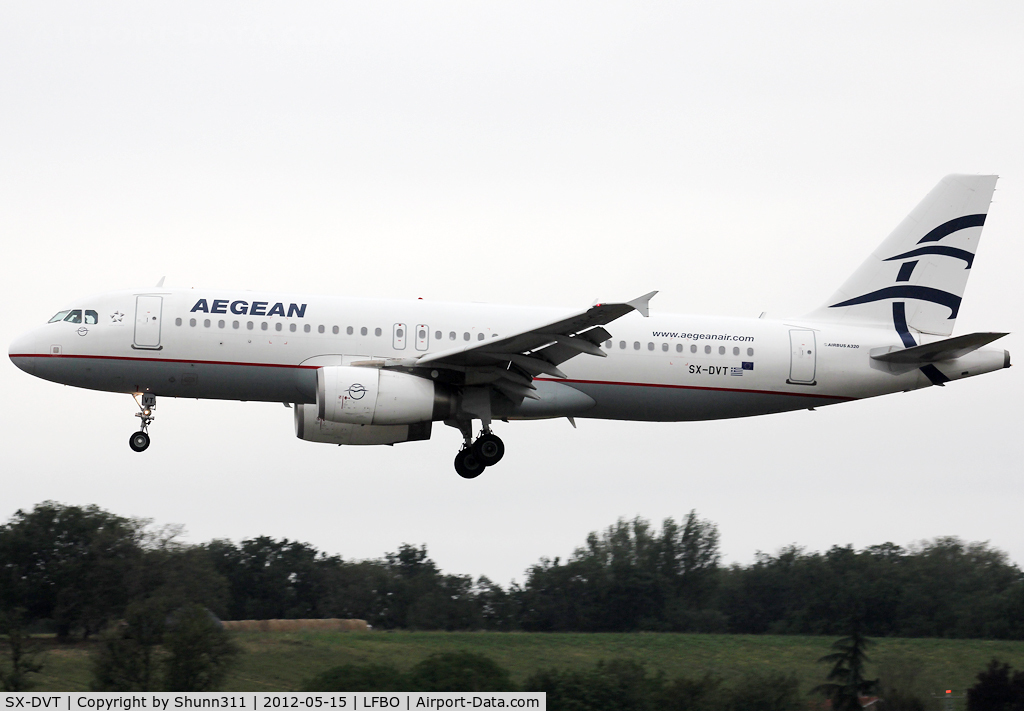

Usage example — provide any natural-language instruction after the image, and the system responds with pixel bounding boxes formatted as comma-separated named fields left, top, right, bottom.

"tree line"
left=1, top=501, right=1022, bottom=640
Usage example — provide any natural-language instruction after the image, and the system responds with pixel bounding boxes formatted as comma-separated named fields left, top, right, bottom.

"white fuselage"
left=8, top=287, right=1009, bottom=425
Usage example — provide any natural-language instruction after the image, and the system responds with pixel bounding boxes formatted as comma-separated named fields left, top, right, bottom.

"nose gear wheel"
left=129, top=431, right=150, bottom=452
left=129, top=393, right=156, bottom=453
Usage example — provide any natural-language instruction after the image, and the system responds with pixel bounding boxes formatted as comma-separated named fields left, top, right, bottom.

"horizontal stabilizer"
left=870, top=332, right=1008, bottom=365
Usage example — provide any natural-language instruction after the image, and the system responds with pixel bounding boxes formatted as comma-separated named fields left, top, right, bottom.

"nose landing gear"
left=451, top=421, right=505, bottom=479
left=129, top=393, right=155, bottom=452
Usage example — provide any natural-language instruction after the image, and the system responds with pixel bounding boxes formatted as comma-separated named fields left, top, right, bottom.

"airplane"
left=8, top=175, right=1011, bottom=478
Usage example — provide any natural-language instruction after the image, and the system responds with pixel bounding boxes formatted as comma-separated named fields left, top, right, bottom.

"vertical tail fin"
left=807, top=174, right=997, bottom=336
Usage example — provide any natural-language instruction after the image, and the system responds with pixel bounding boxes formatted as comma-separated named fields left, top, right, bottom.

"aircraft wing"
left=401, top=291, right=657, bottom=401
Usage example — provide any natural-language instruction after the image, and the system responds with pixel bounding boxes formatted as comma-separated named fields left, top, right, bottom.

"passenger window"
left=261, top=322, right=268, bottom=331
left=361, top=327, right=368, bottom=336
left=647, top=342, right=654, bottom=351
left=64, top=310, right=83, bottom=323
left=318, top=325, right=325, bottom=334
left=634, top=341, right=640, bottom=350
left=690, top=344, right=697, bottom=353
left=48, top=310, right=70, bottom=323
left=218, top=320, right=225, bottom=328
left=247, top=321, right=254, bottom=330
left=619, top=341, right=626, bottom=349
left=175, top=318, right=182, bottom=326
left=347, top=326, right=354, bottom=335
left=204, top=319, right=211, bottom=328
left=375, top=328, right=382, bottom=337
left=275, top=323, right=283, bottom=332
left=304, top=324, right=310, bottom=333
left=85, top=310, right=98, bottom=324
left=605, top=340, right=612, bottom=349
left=333, top=326, right=340, bottom=334
left=190, top=318, right=197, bottom=327
left=733, top=347, right=740, bottom=355
left=747, top=347, right=754, bottom=356
left=289, top=323, right=297, bottom=332
left=233, top=321, right=240, bottom=329
left=662, top=343, right=669, bottom=352
left=478, top=333, right=485, bottom=341
left=719, top=346, right=725, bottom=355
left=464, top=332, right=470, bottom=341
left=435, top=330, right=441, bottom=340
left=676, top=344, right=683, bottom=353
left=704, top=345, right=711, bottom=354
left=450, top=332, right=456, bottom=340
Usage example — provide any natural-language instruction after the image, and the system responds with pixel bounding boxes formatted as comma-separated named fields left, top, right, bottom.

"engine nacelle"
left=316, top=366, right=441, bottom=425
left=295, top=403, right=432, bottom=445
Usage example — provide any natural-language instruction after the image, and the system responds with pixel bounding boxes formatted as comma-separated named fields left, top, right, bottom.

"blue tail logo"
left=828, top=214, right=984, bottom=320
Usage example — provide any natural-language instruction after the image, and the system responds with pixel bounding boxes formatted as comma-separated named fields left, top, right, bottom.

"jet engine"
left=294, top=403, right=432, bottom=445
left=294, top=366, right=454, bottom=446
left=316, top=365, right=450, bottom=425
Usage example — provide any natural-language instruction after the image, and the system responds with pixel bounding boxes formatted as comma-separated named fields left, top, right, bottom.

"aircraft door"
left=393, top=323, right=407, bottom=350
left=415, top=324, right=429, bottom=351
left=787, top=329, right=816, bottom=385
left=133, top=295, right=163, bottom=350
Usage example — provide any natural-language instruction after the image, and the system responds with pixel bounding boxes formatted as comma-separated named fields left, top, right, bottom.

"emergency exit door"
left=787, top=329, right=816, bottom=385
left=393, top=323, right=407, bottom=350
left=415, top=324, right=429, bottom=351
left=133, top=296, right=163, bottom=349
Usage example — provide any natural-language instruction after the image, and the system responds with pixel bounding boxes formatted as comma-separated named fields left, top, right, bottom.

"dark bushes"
left=302, top=652, right=513, bottom=692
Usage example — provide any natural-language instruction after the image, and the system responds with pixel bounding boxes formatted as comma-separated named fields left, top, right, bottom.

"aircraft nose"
left=9, top=330, right=39, bottom=374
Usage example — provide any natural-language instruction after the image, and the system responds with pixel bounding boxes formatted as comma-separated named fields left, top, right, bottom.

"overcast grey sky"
left=2, top=2, right=1022, bottom=585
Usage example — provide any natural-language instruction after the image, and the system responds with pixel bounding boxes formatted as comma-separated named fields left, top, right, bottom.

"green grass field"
left=24, top=631, right=1024, bottom=700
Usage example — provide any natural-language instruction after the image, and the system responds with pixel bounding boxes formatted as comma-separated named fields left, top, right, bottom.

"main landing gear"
left=129, top=393, right=156, bottom=452
left=452, top=423, right=505, bottom=479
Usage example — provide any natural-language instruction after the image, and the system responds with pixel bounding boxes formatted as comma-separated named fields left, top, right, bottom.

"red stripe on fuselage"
left=9, top=353, right=319, bottom=369
left=10, top=354, right=856, bottom=401
left=534, top=377, right=856, bottom=401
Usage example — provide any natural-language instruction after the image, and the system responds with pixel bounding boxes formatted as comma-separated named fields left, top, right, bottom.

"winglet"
left=626, top=291, right=658, bottom=318
left=155, top=276, right=166, bottom=288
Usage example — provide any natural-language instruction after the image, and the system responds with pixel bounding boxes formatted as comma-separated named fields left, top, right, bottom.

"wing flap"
left=483, top=353, right=568, bottom=379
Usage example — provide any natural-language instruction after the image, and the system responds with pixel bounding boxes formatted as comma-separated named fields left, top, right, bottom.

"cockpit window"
left=63, top=310, right=83, bottom=324
left=85, top=310, right=98, bottom=324
left=48, top=310, right=70, bottom=323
